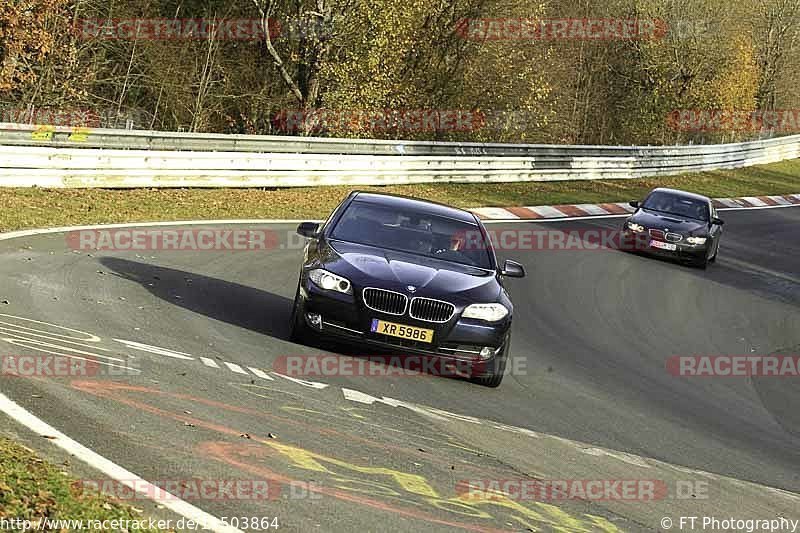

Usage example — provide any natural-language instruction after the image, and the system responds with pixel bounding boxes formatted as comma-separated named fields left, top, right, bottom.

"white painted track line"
left=0, top=392, right=243, bottom=533
left=223, top=362, right=248, bottom=375
left=248, top=367, right=275, bottom=381
left=200, top=357, right=221, bottom=369
left=0, top=219, right=322, bottom=242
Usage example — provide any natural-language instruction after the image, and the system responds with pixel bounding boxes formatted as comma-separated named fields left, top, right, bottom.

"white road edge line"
left=200, top=357, right=221, bottom=369
left=248, top=367, right=275, bottom=381
left=0, top=203, right=796, bottom=236
left=0, top=392, right=243, bottom=533
left=223, top=362, right=248, bottom=375
left=0, top=219, right=322, bottom=241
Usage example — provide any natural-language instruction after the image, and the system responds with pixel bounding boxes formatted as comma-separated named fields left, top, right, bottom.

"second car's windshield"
left=642, top=192, right=709, bottom=221
left=331, top=201, right=493, bottom=270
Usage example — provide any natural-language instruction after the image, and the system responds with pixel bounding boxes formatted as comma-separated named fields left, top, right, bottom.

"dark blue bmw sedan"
left=289, top=191, right=526, bottom=387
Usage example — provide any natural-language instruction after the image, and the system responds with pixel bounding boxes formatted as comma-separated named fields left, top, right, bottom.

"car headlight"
left=309, top=269, right=352, bottom=295
left=462, top=303, right=509, bottom=322
left=686, top=236, right=707, bottom=245
left=627, top=222, right=645, bottom=233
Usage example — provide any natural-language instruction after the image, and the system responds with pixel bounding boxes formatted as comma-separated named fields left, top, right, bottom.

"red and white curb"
left=471, top=194, right=800, bottom=221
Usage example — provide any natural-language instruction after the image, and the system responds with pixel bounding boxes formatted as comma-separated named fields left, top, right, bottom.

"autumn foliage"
left=1, top=0, right=798, bottom=144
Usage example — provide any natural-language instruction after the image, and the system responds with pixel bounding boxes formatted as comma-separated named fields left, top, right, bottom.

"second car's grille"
left=666, top=232, right=683, bottom=243
left=410, top=298, right=456, bottom=323
left=363, top=288, right=408, bottom=315
left=648, top=229, right=665, bottom=240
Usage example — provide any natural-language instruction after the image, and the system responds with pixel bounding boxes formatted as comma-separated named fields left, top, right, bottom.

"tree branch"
left=252, top=0, right=305, bottom=105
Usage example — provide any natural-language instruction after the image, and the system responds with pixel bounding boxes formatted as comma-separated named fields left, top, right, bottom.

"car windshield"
left=642, top=192, right=709, bottom=222
left=331, top=201, right=494, bottom=270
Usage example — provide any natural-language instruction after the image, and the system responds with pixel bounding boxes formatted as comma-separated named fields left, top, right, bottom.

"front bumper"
left=300, top=280, right=510, bottom=362
left=622, top=230, right=709, bottom=262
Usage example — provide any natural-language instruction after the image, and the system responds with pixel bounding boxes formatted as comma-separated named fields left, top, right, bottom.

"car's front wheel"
left=289, top=282, right=312, bottom=343
left=709, top=239, right=720, bottom=263
left=470, top=335, right=510, bottom=388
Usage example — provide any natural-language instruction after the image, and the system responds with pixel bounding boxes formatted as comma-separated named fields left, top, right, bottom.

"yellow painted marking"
left=264, top=441, right=440, bottom=498
left=69, top=127, right=90, bottom=142
left=535, top=502, right=597, bottom=533
left=339, top=406, right=371, bottom=420
left=331, top=477, right=402, bottom=497
left=262, top=440, right=619, bottom=531
left=32, top=125, right=55, bottom=141
left=426, top=498, right=494, bottom=519
left=584, top=514, right=625, bottom=533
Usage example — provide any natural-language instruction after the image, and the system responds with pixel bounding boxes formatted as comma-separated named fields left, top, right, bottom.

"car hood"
left=325, top=240, right=501, bottom=303
left=631, top=209, right=709, bottom=235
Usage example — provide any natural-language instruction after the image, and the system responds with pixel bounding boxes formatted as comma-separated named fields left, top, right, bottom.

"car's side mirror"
left=297, top=222, right=320, bottom=238
left=712, top=217, right=725, bottom=226
left=629, top=201, right=640, bottom=209
left=501, top=260, right=525, bottom=278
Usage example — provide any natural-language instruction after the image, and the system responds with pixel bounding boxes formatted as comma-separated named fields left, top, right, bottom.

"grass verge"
left=1, top=158, right=799, bottom=232
left=0, top=437, right=168, bottom=531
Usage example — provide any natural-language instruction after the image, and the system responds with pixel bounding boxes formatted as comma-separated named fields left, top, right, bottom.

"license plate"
left=370, top=319, right=434, bottom=343
left=650, top=240, right=677, bottom=251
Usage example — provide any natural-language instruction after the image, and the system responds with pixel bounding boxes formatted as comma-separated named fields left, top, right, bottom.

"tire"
left=692, top=255, right=708, bottom=269
left=289, top=282, right=311, bottom=342
left=709, top=240, right=719, bottom=262
left=470, top=335, right=510, bottom=388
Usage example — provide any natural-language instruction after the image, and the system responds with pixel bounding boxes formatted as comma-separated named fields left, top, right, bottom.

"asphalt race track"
left=1, top=206, right=798, bottom=532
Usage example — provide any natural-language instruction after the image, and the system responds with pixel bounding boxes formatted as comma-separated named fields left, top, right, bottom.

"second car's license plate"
left=371, top=319, right=434, bottom=343
left=650, top=240, right=677, bottom=251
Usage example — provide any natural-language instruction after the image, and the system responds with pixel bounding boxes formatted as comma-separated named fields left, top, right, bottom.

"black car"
left=289, top=191, right=526, bottom=387
left=622, top=188, right=724, bottom=268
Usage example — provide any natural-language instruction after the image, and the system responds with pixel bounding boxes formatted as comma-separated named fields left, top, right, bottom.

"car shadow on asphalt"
left=100, top=257, right=294, bottom=340
left=99, top=257, right=480, bottom=385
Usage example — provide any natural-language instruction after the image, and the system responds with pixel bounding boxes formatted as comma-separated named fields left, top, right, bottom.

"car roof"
left=649, top=188, right=711, bottom=202
left=351, top=192, right=479, bottom=224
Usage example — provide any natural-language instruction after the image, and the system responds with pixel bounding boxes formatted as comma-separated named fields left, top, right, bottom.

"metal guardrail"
left=0, top=123, right=798, bottom=188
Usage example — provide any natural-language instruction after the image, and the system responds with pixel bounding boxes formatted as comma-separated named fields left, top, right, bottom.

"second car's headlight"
left=309, top=269, right=352, bottom=295
left=686, top=236, right=707, bottom=245
left=627, top=222, right=645, bottom=233
left=462, top=303, right=509, bottom=322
